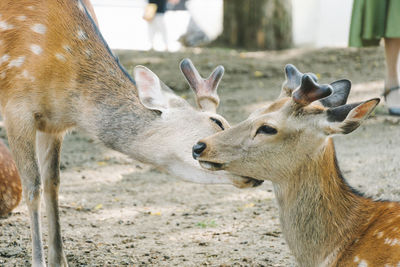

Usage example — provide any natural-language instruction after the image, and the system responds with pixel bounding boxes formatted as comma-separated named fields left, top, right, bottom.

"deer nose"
left=192, top=142, right=207, bottom=159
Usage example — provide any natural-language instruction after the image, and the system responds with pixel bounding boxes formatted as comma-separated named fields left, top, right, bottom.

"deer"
left=0, top=0, right=262, bottom=266
left=192, top=64, right=400, bottom=266
left=0, top=139, right=22, bottom=216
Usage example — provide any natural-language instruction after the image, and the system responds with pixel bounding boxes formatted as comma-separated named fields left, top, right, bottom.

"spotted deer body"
left=194, top=65, right=400, bottom=266
left=0, top=139, right=21, bottom=216
left=0, top=1, right=261, bottom=266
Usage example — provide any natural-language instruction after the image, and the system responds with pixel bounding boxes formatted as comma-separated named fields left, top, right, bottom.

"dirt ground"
left=0, top=46, right=399, bottom=266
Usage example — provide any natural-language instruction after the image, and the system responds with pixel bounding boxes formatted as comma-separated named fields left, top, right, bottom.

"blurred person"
left=145, top=0, right=169, bottom=51
left=168, top=0, right=185, bottom=10
left=179, top=17, right=210, bottom=47
left=349, top=0, right=400, bottom=116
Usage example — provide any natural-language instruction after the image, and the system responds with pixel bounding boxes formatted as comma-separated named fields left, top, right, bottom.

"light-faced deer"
left=193, top=65, right=400, bottom=266
left=0, top=0, right=262, bottom=266
left=0, top=139, right=22, bottom=216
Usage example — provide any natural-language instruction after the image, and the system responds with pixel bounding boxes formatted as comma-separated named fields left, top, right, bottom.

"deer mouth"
left=199, top=160, right=225, bottom=171
left=199, top=160, right=263, bottom=187
left=242, top=176, right=264, bottom=187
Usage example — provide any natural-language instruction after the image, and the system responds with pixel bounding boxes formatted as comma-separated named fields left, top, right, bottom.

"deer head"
left=132, top=58, right=263, bottom=188
left=192, top=65, right=379, bottom=183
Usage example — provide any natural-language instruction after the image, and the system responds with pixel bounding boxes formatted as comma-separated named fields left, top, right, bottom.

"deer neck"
left=74, top=61, right=159, bottom=158
left=52, top=1, right=161, bottom=158
left=89, top=92, right=159, bottom=160
left=272, top=138, right=370, bottom=266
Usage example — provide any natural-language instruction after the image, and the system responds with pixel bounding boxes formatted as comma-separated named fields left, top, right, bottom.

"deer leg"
left=4, top=116, right=44, bottom=267
left=36, top=131, right=67, bottom=267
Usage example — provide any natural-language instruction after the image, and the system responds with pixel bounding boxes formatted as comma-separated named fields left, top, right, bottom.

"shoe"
left=383, top=86, right=400, bottom=116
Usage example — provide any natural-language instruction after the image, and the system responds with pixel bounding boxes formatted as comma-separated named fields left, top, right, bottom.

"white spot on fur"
left=377, top=232, right=384, bottom=238
left=320, top=247, right=339, bottom=266
left=21, top=70, right=35, bottom=82
left=77, top=29, right=87, bottom=40
left=55, top=53, right=66, bottom=61
left=31, top=24, right=46, bottom=34
left=0, top=72, right=6, bottom=79
left=30, top=44, right=43, bottom=55
left=354, top=256, right=360, bottom=263
left=27, top=6, right=35, bottom=10
left=385, top=264, right=393, bottom=267
left=384, top=237, right=400, bottom=246
left=0, top=54, right=10, bottom=64
left=17, top=15, right=26, bottom=21
left=0, top=20, right=14, bottom=30
left=8, top=56, right=25, bottom=68
left=358, top=260, right=368, bottom=267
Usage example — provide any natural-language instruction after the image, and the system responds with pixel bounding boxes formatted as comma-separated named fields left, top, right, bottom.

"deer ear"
left=324, top=98, right=380, bottom=135
left=134, top=66, right=169, bottom=112
left=320, top=79, right=351, bottom=107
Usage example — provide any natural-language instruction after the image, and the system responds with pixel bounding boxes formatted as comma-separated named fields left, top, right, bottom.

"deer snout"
left=192, top=142, right=207, bottom=159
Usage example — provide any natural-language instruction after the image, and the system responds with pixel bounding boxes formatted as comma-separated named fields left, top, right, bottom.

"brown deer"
left=0, top=139, right=22, bottom=216
left=0, top=0, right=262, bottom=266
left=193, top=65, right=400, bottom=266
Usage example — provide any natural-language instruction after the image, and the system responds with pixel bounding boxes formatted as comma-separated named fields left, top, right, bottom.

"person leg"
left=148, top=19, right=157, bottom=50
left=158, top=14, right=169, bottom=51
left=151, top=14, right=168, bottom=51
left=384, top=38, right=400, bottom=115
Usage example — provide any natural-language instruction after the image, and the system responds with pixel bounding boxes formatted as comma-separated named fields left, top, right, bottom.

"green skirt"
left=349, top=0, right=400, bottom=47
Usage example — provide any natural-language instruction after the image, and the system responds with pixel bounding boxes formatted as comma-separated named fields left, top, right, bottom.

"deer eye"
left=210, top=117, right=224, bottom=130
left=256, top=125, right=277, bottom=136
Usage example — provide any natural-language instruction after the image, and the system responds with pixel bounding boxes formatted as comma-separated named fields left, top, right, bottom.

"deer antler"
left=292, top=74, right=333, bottom=106
left=280, top=64, right=319, bottom=98
left=180, top=58, right=224, bottom=113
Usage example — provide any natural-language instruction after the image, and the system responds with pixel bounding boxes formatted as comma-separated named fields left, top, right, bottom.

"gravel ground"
left=0, top=46, right=399, bottom=266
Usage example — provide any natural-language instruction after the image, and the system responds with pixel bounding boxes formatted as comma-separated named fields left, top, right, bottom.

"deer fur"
left=194, top=65, right=400, bottom=266
left=0, top=139, right=21, bottom=216
left=0, top=1, right=262, bottom=266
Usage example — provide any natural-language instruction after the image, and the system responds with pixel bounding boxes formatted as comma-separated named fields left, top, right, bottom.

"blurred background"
left=92, top=0, right=353, bottom=51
